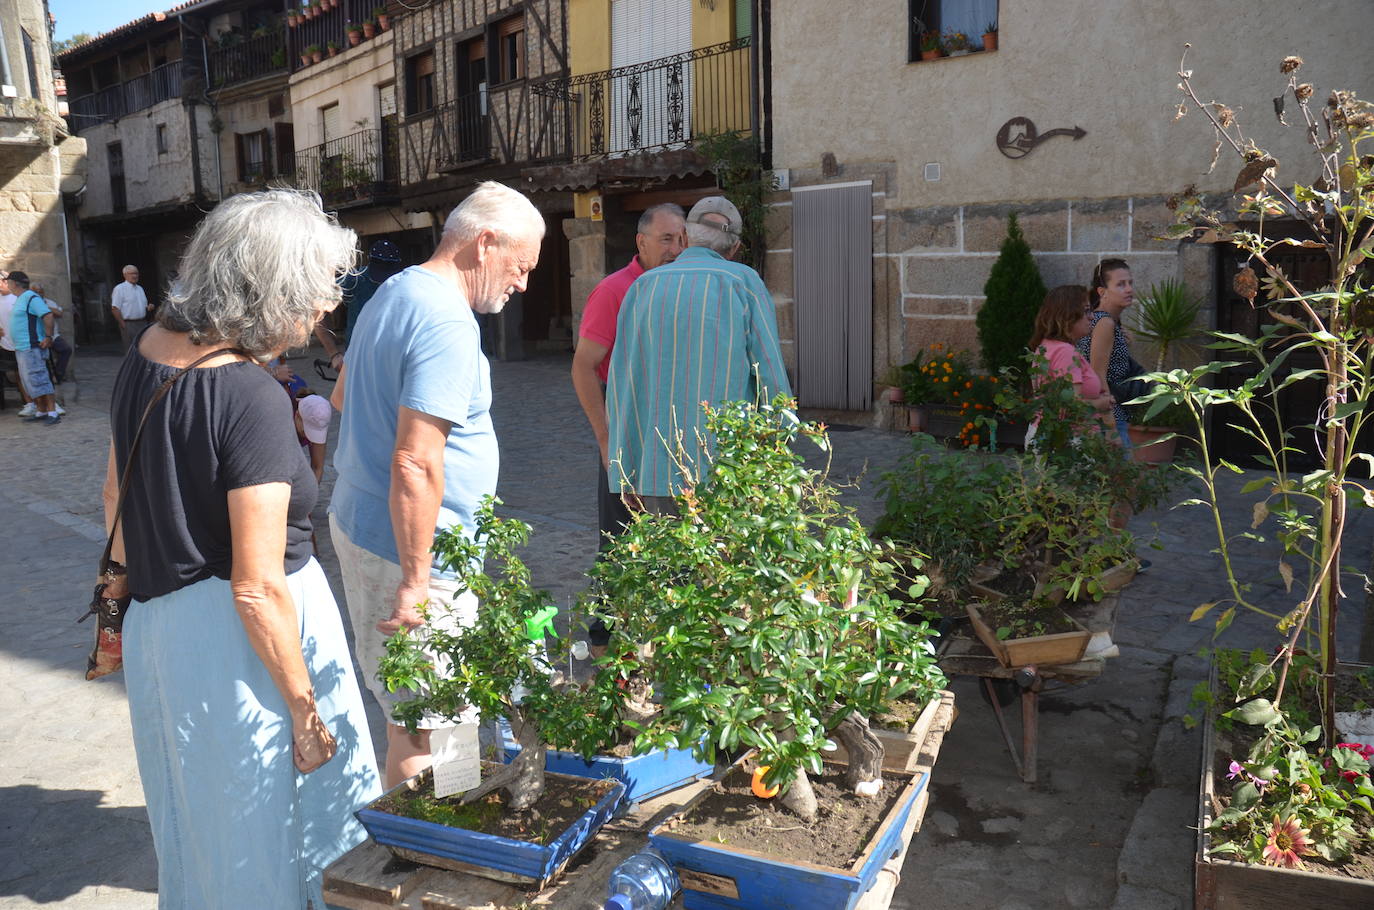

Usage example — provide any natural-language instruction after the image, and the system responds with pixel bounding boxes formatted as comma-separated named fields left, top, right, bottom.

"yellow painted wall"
left=569, top=0, right=611, bottom=75
left=692, top=0, right=732, bottom=48
left=571, top=0, right=732, bottom=76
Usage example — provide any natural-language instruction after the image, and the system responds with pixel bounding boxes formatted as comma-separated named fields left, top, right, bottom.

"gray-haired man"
left=329, top=181, right=544, bottom=786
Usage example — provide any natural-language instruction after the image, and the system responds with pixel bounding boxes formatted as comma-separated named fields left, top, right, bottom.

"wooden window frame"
left=406, top=49, right=437, bottom=116
left=491, top=13, right=525, bottom=85
left=235, top=129, right=271, bottom=183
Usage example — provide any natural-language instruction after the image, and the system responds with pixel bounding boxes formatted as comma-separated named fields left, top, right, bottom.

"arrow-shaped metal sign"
left=995, top=118, right=1087, bottom=159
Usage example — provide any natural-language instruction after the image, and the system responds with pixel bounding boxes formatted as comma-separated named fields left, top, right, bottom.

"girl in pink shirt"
left=1026, top=285, right=1115, bottom=445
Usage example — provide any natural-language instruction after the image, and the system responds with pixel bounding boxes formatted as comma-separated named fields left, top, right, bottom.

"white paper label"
left=430, top=722, right=481, bottom=799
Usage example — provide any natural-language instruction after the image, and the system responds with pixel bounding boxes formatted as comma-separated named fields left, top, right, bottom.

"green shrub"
left=976, top=213, right=1047, bottom=379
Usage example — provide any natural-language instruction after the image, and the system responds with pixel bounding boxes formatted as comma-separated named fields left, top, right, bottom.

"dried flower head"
left=1214, top=104, right=1235, bottom=127
left=1280, top=56, right=1303, bottom=74
left=1234, top=267, right=1259, bottom=303
left=1295, top=83, right=1313, bottom=102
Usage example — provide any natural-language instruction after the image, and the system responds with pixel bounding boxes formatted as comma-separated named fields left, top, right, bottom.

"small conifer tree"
left=975, top=213, right=1047, bottom=378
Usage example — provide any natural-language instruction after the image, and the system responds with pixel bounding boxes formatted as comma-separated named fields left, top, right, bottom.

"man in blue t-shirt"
left=5, top=271, right=60, bottom=426
left=329, top=181, right=545, bottom=787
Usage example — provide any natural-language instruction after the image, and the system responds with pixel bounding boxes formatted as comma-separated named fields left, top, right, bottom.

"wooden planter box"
left=648, top=758, right=928, bottom=910
left=832, top=693, right=943, bottom=773
left=354, top=768, right=624, bottom=888
left=965, top=602, right=1090, bottom=668
left=1195, top=662, right=1374, bottom=908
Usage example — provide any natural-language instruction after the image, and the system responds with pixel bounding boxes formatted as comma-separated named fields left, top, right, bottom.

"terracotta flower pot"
left=310, top=50, right=323, bottom=64
left=347, top=30, right=361, bottom=46
left=299, top=53, right=311, bottom=67
left=287, top=13, right=299, bottom=27
left=920, top=48, right=942, bottom=61
left=983, top=32, right=998, bottom=51
left=362, top=22, right=376, bottom=38
left=327, top=46, right=339, bottom=58
left=377, top=13, right=390, bottom=29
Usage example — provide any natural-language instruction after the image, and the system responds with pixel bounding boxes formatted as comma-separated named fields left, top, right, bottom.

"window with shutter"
left=493, top=14, right=525, bottom=84
left=406, top=51, right=436, bottom=115
left=908, top=0, right=999, bottom=62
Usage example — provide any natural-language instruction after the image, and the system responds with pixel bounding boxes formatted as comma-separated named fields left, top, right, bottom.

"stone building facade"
left=764, top=0, right=1374, bottom=408
left=0, top=0, right=86, bottom=343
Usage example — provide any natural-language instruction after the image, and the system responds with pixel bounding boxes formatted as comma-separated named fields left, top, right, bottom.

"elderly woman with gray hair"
left=99, top=190, right=380, bottom=908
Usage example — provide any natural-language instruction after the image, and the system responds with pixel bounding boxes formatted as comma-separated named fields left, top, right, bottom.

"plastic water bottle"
left=603, top=848, right=679, bottom=910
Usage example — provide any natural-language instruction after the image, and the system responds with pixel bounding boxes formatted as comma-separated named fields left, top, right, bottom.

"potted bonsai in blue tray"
left=590, top=397, right=949, bottom=909
left=365, top=499, right=626, bottom=886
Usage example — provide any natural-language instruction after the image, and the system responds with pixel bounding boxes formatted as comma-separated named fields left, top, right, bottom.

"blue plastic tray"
left=499, top=722, right=715, bottom=804
left=356, top=769, right=625, bottom=888
left=648, top=762, right=927, bottom=910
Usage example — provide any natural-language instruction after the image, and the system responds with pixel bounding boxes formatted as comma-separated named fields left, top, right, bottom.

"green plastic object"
left=523, top=606, right=559, bottom=643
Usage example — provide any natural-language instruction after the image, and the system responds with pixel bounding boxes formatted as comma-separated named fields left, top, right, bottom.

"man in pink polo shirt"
left=572, top=203, right=685, bottom=554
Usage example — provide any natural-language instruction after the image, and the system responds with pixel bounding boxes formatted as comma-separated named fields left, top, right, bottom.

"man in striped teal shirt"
left=606, top=197, right=791, bottom=513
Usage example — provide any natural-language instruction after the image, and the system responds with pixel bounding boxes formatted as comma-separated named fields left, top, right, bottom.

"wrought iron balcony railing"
left=532, top=36, right=752, bottom=161
left=68, top=60, right=183, bottom=129
left=209, top=32, right=288, bottom=88
left=291, top=127, right=398, bottom=209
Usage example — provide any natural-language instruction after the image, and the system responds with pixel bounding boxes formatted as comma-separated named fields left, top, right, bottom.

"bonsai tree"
left=379, top=499, right=618, bottom=810
left=588, top=397, right=947, bottom=822
left=975, top=213, right=1047, bottom=378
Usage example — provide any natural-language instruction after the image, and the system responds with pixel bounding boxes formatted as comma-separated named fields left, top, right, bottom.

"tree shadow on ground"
left=0, top=784, right=156, bottom=901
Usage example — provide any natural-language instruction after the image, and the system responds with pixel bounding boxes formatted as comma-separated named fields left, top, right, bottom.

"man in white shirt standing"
left=110, top=264, right=149, bottom=352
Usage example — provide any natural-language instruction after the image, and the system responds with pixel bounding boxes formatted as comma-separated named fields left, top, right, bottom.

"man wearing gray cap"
left=605, top=196, right=790, bottom=514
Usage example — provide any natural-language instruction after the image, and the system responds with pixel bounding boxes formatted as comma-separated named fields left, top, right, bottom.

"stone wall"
left=77, top=99, right=201, bottom=217
left=762, top=160, right=1215, bottom=387
left=564, top=215, right=605, bottom=338
left=0, top=136, right=88, bottom=329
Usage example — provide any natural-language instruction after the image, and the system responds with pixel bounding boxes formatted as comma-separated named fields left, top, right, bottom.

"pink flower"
left=1262, top=814, right=1314, bottom=869
left=1226, top=760, right=1244, bottom=780
left=1327, top=742, right=1374, bottom=782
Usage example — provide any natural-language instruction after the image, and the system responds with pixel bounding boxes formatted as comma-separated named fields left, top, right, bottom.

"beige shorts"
left=330, top=515, right=479, bottom=730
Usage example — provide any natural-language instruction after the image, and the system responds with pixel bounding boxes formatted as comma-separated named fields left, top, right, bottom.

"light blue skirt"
left=124, top=558, right=381, bottom=909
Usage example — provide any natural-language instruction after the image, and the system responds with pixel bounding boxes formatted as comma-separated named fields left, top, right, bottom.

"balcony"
left=532, top=37, right=752, bottom=161
left=292, top=127, right=398, bottom=209
left=209, top=32, right=288, bottom=88
left=399, top=81, right=571, bottom=187
left=68, top=60, right=182, bottom=130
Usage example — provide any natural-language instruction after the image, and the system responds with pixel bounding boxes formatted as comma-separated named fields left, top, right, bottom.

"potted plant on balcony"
left=287, top=8, right=300, bottom=27
left=368, top=499, right=626, bottom=885
left=346, top=22, right=362, bottom=46
left=591, top=397, right=949, bottom=909
left=373, top=5, right=391, bottom=30
left=362, top=18, right=377, bottom=38
left=298, top=48, right=312, bottom=68
left=918, top=30, right=943, bottom=61
left=983, top=20, right=998, bottom=51
left=306, top=44, right=323, bottom=64
left=326, top=40, right=340, bottom=58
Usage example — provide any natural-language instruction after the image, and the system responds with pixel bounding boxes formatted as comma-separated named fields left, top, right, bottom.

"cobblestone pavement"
left=0, top=346, right=1368, bottom=909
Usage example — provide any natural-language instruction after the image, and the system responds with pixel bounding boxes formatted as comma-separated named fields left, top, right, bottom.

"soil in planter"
left=975, top=598, right=1079, bottom=638
left=873, top=696, right=929, bottom=731
left=372, top=763, right=617, bottom=846
left=661, top=756, right=907, bottom=868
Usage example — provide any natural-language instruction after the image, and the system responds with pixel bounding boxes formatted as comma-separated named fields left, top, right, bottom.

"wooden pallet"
left=323, top=690, right=957, bottom=910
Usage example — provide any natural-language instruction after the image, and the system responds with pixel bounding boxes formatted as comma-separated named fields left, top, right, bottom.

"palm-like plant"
left=1134, top=278, right=1204, bottom=371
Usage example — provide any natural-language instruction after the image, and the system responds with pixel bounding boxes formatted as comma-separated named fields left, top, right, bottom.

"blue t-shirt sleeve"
left=400, top=315, right=479, bottom=427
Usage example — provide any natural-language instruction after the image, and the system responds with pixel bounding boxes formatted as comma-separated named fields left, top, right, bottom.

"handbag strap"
left=100, top=346, right=250, bottom=575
